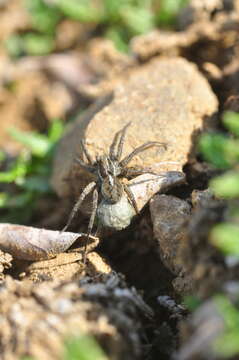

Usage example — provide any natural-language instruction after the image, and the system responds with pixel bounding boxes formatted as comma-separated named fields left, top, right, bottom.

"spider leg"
left=128, top=175, right=164, bottom=186
left=120, top=141, right=166, bottom=167
left=109, top=129, right=122, bottom=159
left=75, top=157, right=95, bottom=174
left=62, top=181, right=96, bottom=232
left=124, top=184, right=139, bottom=214
left=82, top=187, right=99, bottom=264
left=122, top=166, right=159, bottom=178
left=109, top=122, right=131, bottom=160
left=80, top=139, right=94, bottom=165
left=115, top=122, right=131, bottom=160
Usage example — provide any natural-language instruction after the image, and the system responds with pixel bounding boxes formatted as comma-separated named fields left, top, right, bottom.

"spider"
left=62, top=123, right=166, bottom=259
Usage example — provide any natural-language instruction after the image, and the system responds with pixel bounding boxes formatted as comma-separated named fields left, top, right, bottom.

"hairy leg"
left=83, top=187, right=99, bottom=263
left=75, top=157, right=95, bottom=173
left=109, top=129, right=122, bottom=160
left=124, top=184, right=139, bottom=214
left=128, top=175, right=164, bottom=187
left=115, top=122, right=131, bottom=160
left=109, top=122, right=131, bottom=160
left=120, top=141, right=166, bottom=167
left=80, top=139, right=94, bottom=165
left=62, top=181, right=96, bottom=232
left=121, top=166, right=159, bottom=178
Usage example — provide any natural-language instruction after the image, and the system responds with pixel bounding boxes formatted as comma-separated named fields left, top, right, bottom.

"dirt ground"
left=0, top=1, right=239, bottom=359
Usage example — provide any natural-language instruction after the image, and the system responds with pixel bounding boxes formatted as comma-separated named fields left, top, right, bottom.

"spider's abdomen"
left=97, top=195, right=136, bottom=230
left=101, top=177, right=123, bottom=204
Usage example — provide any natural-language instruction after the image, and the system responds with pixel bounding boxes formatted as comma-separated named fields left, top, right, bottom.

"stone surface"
left=52, top=57, right=218, bottom=200
left=0, top=250, right=12, bottom=281
left=150, top=194, right=191, bottom=275
left=131, top=30, right=197, bottom=61
left=0, top=273, right=152, bottom=360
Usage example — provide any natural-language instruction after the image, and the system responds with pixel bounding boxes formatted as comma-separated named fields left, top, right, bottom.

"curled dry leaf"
left=0, top=224, right=97, bottom=261
left=97, top=171, right=185, bottom=231
left=128, top=171, right=185, bottom=212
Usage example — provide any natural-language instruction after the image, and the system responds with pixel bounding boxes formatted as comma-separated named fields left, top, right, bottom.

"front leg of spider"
left=109, top=122, right=131, bottom=160
left=82, top=187, right=99, bottom=264
left=62, top=181, right=96, bottom=232
left=122, top=166, right=159, bottom=178
left=123, top=184, right=139, bottom=214
left=120, top=141, right=167, bottom=168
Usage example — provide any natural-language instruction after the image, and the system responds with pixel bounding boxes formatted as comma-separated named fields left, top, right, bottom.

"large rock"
left=150, top=194, right=191, bottom=275
left=52, top=57, right=218, bottom=202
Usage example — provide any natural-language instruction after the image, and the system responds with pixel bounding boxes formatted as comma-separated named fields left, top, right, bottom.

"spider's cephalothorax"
left=97, top=155, right=124, bottom=204
left=62, top=123, right=166, bottom=259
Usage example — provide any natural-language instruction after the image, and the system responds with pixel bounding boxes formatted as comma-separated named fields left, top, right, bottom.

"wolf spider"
left=62, top=123, right=166, bottom=260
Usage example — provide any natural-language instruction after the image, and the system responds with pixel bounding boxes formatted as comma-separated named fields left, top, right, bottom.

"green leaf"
left=210, top=223, right=239, bottom=256
left=0, top=150, right=6, bottom=164
left=57, top=0, right=101, bottom=22
left=0, top=193, right=9, bottom=207
left=121, top=6, right=154, bottom=35
left=213, top=331, right=239, bottom=358
left=0, top=150, right=30, bottom=183
left=156, top=0, right=188, bottom=27
left=223, top=111, right=239, bottom=137
left=212, top=295, right=239, bottom=357
left=25, top=0, right=61, bottom=34
left=210, top=171, right=239, bottom=198
left=9, top=128, right=50, bottom=157
left=183, top=295, right=202, bottom=311
left=103, top=0, right=128, bottom=23
left=64, top=335, right=108, bottom=360
left=199, top=133, right=239, bottom=169
left=5, top=35, right=24, bottom=58
left=48, top=119, right=65, bottom=143
left=105, top=27, right=129, bottom=52
left=22, top=33, right=55, bottom=56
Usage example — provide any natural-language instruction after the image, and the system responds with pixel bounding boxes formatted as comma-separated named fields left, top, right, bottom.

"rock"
left=0, top=273, right=152, bottom=360
left=178, top=0, right=224, bottom=29
left=181, top=201, right=228, bottom=298
left=0, top=250, right=12, bottom=281
left=191, top=189, right=214, bottom=208
left=224, top=95, right=239, bottom=112
left=150, top=194, right=191, bottom=275
left=52, top=57, right=218, bottom=203
left=131, top=30, right=197, bottom=61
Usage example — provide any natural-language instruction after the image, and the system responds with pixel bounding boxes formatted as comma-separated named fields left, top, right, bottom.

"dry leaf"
left=0, top=224, right=97, bottom=261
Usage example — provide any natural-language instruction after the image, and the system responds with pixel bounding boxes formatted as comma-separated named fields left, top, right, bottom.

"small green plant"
left=6, top=0, right=189, bottom=56
left=21, top=335, right=108, bottom=360
left=156, top=0, right=188, bottom=27
left=198, top=112, right=239, bottom=358
left=64, top=335, right=108, bottom=360
left=212, top=295, right=239, bottom=358
left=200, top=111, right=239, bottom=258
left=0, top=120, right=64, bottom=224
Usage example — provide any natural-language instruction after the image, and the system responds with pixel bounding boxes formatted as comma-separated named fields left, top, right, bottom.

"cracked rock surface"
left=52, top=57, right=218, bottom=199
